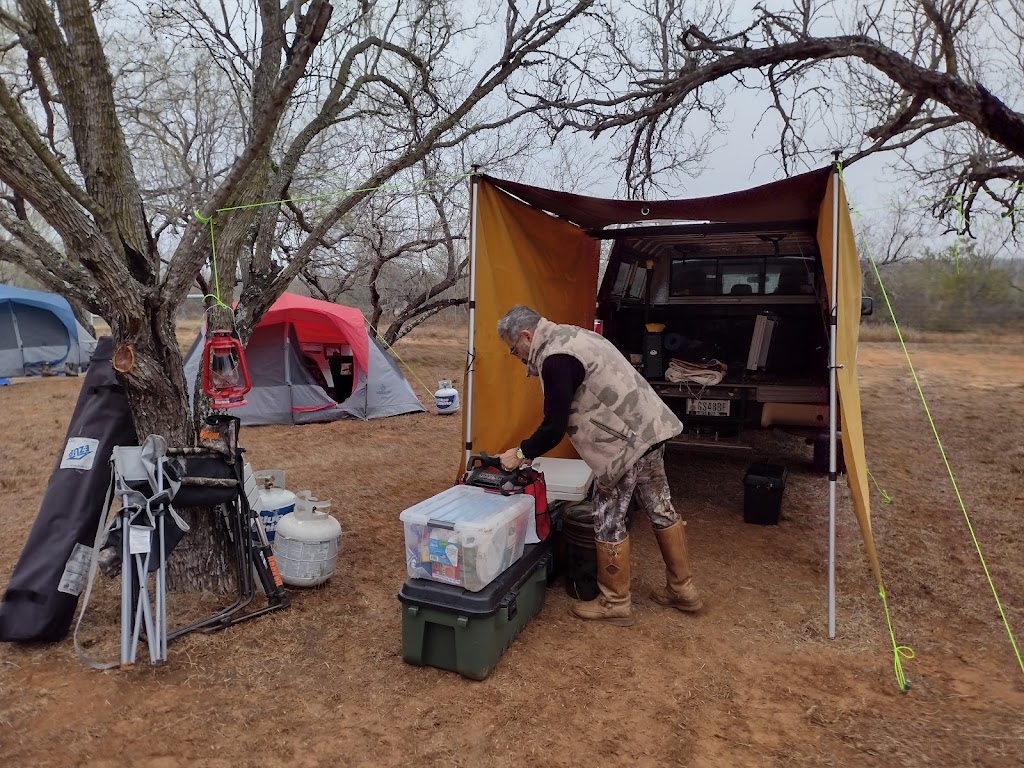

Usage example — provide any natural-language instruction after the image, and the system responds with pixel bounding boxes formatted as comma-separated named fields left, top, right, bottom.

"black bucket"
left=562, top=503, right=599, bottom=601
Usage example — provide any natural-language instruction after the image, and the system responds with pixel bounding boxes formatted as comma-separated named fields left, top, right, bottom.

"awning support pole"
left=465, top=169, right=481, bottom=469
left=828, top=157, right=840, bottom=640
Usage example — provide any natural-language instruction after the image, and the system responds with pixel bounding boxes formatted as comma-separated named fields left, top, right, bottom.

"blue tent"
left=0, top=285, right=97, bottom=377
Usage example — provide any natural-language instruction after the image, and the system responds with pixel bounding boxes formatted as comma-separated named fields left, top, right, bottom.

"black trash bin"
left=743, top=463, right=787, bottom=525
left=561, top=503, right=599, bottom=601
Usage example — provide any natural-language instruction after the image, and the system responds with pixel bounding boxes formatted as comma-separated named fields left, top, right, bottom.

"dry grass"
left=91, top=317, right=204, bottom=350
left=859, top=322, right=1024, bottom=345
left=1, top=327, right=1023, bottom=767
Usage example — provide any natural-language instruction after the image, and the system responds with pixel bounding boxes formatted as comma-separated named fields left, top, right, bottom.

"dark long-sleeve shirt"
left=520, top=354, right=585, bottom=460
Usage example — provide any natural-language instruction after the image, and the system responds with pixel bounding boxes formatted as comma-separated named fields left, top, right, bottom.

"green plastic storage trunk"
left=398, top=541, right=551, bottom=680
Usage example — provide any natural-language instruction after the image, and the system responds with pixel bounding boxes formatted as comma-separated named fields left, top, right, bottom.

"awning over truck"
left=464, top=167, right=881, bottom=586
left=480, top=168, right=832, bottom=230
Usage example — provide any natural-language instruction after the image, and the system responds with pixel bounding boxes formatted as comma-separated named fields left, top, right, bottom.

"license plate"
left=685, top=398, right=730, bottom=416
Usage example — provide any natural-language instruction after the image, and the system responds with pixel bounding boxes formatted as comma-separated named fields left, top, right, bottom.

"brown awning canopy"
left=467, top=167, right=882, bottom=588
left=480, top=166, right=833, bottom=231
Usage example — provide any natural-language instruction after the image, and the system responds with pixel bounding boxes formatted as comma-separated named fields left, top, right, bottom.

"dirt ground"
left=1, top=329, right=1023, bottom=768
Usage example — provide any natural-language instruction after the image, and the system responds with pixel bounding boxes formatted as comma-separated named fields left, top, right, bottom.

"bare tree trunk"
left=108, top=298, right=236, bottom=591
left=167, top=509, right=236, bottom=594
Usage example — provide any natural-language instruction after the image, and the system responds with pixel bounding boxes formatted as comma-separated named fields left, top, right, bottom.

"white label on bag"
left=129, top=526, right=153, bottom=555
left=60, top=437, right=100, bottom=470
left=57, top=543, right=93, bottom=596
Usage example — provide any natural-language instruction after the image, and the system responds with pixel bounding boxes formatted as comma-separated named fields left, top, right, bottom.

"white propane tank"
left=434, top=379, right=460, bottom=415
left=272, top=491, right=341, bottom=587
left=253, top=469, right=296, bottom=543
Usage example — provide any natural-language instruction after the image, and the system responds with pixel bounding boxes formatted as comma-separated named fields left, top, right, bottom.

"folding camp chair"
left=70, top=434, right=187, bottom=669
left=110, top=435, right=190, bottom=666
left=74, top=418, right=289, bottom=670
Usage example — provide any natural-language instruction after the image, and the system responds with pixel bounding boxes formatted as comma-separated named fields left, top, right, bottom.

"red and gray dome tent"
left=0, top=284, right=97, bottom=377
left=183, top=293, right=425, bottom=423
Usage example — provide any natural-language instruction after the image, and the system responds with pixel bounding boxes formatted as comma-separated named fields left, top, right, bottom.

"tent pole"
left=8, top=302, right=25, bottom=373
left=828, top=158, right=840, bottom=640
left=283, top=323, right=293, bottom=422
left=464, top=169, right=481, bottom=469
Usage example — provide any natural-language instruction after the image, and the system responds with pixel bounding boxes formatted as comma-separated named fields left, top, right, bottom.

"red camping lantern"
left=202, top=329, right=251, bottom=408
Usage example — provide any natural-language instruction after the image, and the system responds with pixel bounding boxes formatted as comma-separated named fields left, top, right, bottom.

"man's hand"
left=499, top=447, right=522, bottom=471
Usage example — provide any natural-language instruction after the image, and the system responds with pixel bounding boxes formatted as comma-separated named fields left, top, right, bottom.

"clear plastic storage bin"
left=400, top=485, right=533, bottom=591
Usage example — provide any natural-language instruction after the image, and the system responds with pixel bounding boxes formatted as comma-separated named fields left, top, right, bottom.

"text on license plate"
left=685, top=398, right=730, bottom=416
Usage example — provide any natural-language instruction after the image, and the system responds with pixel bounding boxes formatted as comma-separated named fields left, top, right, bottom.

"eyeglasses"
left=508, top=332, right=523, bottom=356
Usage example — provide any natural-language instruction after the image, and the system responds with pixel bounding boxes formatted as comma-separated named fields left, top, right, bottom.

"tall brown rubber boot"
left=569, top=537, right=634, bottom=627
left=651, top=520, right=703, bottom=612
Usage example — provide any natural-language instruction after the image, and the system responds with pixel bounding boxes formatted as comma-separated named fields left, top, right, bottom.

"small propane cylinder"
left=434, top=379, right=460, bottom=415
left=253, top=469, right=296, bottom=543
left=272, top=491, right=341, bottom=587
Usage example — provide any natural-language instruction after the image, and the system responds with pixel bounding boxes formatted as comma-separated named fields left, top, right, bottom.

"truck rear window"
left=671, top=256, right=815, bottom=297
left=721, top=259, right=762, bottom=295
left=670, top=258, right=717, bottom=295
left=765, top=257, right=816, bottom=295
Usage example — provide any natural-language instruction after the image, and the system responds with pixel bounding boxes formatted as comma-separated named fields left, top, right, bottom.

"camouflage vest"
left=528, top=318, right=683, bottom=489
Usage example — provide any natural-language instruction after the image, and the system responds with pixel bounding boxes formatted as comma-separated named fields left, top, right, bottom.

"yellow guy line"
left=843, top=164, right=1024, bottom=680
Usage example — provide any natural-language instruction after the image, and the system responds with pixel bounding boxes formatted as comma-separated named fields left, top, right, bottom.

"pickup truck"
left=595, top=220, right=864, bottom=447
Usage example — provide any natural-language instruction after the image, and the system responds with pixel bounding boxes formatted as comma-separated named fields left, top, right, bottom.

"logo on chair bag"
left=60, top=437, right=100, bottom=470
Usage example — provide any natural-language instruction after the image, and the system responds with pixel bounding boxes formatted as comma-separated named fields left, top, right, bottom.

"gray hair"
left=497, top=305, right=541, bottom=345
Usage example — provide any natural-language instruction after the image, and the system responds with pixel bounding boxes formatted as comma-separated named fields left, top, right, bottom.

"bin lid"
left=530, top=457, right=594, bottom=500
left=399, top=484, right=533, bottom=529
left=397, top=541, right=550, bottom=617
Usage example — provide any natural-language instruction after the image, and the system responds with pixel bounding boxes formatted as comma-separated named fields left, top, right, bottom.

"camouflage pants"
left=592, top=445, right=680, bottom=543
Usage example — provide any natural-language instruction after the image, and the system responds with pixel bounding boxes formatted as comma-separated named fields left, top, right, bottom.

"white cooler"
left=400, top=485, right=533, bottom=592
left=519, top=457, right=594, bottom=544
left=530, top=457, right=594, bottom=502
